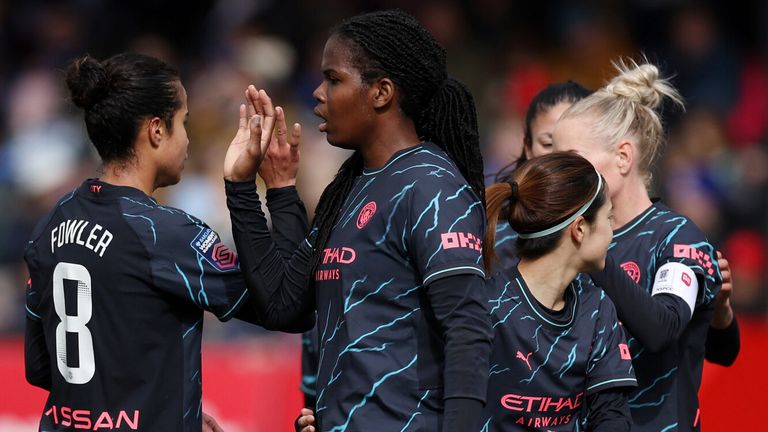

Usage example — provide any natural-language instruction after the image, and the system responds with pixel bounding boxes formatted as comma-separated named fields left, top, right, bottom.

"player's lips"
left=313, top=107, right=327, bottom=132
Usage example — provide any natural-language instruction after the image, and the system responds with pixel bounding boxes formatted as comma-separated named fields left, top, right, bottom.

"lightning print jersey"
left=493, top=221, right=519, bottom=269
left=607, top=202, right=721, bottom=431
left=481, top=266, right=636, bottom=431
left=311, top=142, right=486, bottom=431
left=300, top=326, right=320, bottom=404
left=24, top=179, right=251, bottom=432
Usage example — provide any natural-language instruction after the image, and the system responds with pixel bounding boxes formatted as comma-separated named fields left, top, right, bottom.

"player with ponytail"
left=480, top=152, right=635, bottom=431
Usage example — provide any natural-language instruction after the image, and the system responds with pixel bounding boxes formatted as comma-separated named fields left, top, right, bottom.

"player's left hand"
left=258, top=105, right=301, bottom=189
left=202, top=411, right=225, bottom=432
left=711, top=250, right=735, bottom=329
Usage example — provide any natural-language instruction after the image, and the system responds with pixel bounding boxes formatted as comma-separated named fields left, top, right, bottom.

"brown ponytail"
left=483, top=152, right=606, bottom=271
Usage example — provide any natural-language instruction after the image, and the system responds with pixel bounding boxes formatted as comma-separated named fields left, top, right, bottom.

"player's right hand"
left=295, top=408, right=316, bottom=432
left=223, top=86, right=275, bottom=182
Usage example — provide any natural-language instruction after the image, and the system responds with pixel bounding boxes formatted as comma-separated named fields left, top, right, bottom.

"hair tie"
left=507, top=180, right=519, bottom=199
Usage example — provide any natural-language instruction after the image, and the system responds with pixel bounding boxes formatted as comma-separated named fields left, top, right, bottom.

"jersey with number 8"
left=23, top=179, right=263, bottom=432
left=53, top=262, right=95, bottom=384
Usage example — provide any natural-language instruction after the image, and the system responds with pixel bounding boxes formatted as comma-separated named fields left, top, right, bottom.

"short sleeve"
left=656, top=218, right=722, bottom=307
left=124, top=205, right=249, bottom=321
left=586, top=292, right=637, bottom=395
left=406, top=180, right=485, bottom=286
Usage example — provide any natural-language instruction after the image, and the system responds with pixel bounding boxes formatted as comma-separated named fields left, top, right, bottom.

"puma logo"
left=516, top=350, right=533, bottom=370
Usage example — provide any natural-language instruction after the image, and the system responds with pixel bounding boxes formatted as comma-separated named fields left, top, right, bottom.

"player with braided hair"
left=224, top=9, right=492, bottom=432
left=307, top=10, right=486, bottom=275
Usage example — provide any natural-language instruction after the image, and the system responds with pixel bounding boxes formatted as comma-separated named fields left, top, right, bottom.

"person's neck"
left=518, top=248, right=579, bottom=311
left=612, top=176, right=653, bottom=230
left=100, top=162, right=155, bottom=196
left=359, top=118, right=421, bottom=169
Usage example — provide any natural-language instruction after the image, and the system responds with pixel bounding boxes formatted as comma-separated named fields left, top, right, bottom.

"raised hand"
left=258, top=105, right=301, bottom=188
left=249, top=86, right=278, bottom=151
left=223, top=86, right=274, bottom=182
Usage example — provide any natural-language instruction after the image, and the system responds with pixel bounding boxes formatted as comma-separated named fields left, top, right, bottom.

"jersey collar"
left=78, top=178, right=151, bottom=201
left=509, top=265, right=578, bottom=331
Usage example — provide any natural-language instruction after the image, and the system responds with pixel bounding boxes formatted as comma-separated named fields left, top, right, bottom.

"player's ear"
left=371, top=77, right=395, bottom=109
left=147, top=117, right=164, bottom=148
left=616, top=139, right=633, bottom=175
left=569, top=216, right=587, bottom=245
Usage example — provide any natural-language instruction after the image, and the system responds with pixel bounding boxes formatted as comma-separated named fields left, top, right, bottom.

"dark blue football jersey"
left=308, top=143, right=486, bottom=431
left=494, top=221, right=520, bottom=269
left=300, top=327, right=319, bottom=404
left=607, top=202, right=721, bottom=431
left=481, top=267, right=636, bottom=431
left=24, top=179, right=251, bottom=432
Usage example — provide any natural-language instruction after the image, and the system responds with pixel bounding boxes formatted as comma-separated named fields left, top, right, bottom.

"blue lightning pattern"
left=411, top=192, right=441, bottom=237
left=557, top=344, right=578, bottom=379
left=482, top=268, right=635, bottom=431
left=326, top=355, right=418, bottom=432
left=376, top=181, right=417, bottom=246
left=345, top=278, right=393, bottom=313
left=608, top=202, right=723, bottom=429
left=122, top=213, right=157, bottom=244
left=399, top=390, right=431, bottom=432
left=311, top=143, right=486, bottom=430
left=520, top=327, right=573, bottom=384
left=628, top=367, right=677, bottom=405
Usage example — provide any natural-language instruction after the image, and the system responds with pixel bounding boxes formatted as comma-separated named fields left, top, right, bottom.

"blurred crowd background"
left=1, top=0, right=767, bottom=341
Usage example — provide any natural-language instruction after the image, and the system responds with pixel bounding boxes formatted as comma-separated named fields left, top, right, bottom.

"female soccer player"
left=493, top=81, right=592, bottom=266
left=482, top=152, right=636, bottom=431
left=508, top=81, right=593, bottom=169
left=298, top=153, right=637, bottom=432
left=493, top=79, right=739, bottom=368
left=24, top=53, right=305, bottom=432
left=224, top=10, right=492, bottom=432
left=552, top=60, right=723, bottom=431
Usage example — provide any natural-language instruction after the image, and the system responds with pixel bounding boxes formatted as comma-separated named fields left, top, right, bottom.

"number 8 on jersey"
left=53, top=262, right=95, bottom=384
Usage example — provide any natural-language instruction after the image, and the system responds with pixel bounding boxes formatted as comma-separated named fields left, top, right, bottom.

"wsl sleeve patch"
left=191, top=228, right=239, bottom=272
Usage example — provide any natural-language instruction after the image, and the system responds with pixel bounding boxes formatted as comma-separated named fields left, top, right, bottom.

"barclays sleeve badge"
left=191, top=228, right=239, bottom=272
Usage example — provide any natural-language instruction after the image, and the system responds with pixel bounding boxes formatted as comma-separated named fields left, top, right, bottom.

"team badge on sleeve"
left=620, top=261, right=641, bottom=283
left=191, top=228, right=238, bottom=272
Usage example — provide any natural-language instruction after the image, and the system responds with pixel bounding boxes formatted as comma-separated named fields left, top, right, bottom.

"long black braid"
left=310, top=9, right=486, bottom=273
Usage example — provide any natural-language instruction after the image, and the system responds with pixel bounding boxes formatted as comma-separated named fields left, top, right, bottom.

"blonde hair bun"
left=604, top=59, right=684, bottom=111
